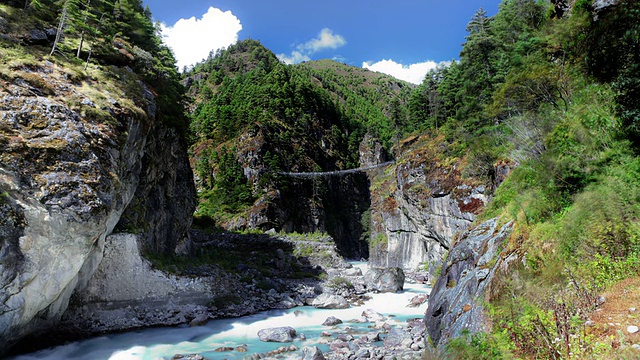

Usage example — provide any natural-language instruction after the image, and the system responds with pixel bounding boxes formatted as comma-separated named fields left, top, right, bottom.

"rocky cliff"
left=425, top=218, right=516, bottom=348
left=0, top=53, right=195, bottom=350
left=368, top=135, right=489, bottom=276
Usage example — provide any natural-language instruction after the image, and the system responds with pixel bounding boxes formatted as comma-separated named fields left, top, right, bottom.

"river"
left=10, top=263, right=430, bottom=360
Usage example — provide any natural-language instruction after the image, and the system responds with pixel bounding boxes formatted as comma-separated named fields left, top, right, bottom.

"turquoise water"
left=11, top=265, right=429, bottom=360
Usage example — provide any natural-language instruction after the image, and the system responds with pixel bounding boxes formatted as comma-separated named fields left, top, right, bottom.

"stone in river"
left=301, top=346, right=326, bottom=360
left=258, top=326, right=297, bottom=342
left=312, top=293, right=349, bottom=309
left=323, top=316, right=343, bottom=326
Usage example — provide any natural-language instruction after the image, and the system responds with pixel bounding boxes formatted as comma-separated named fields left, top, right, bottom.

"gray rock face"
left=301, top=346, right=326, bottom=360
left=425, top=218, right=515, bottom=348
left=0, top=93, right=148, bottom=349
left=27, top=29, right=48, bottom=44
left=312, top=293, right=349, bottom=309
left=258, top=326, right=297, bottom=342
left=114, top=124, right=196, bottom=255
left=368, top=136, right=491, bottom=276
left=358, top=133, right=388, bottom=168
left=0, top=66, right=196, bottom=351
left=364, top=267, right=405, bottom=292
left=593, top=0, right=619, bottom=11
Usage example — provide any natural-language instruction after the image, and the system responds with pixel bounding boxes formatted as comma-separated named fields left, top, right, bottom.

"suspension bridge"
left=277, top=161, right=394, bottom=178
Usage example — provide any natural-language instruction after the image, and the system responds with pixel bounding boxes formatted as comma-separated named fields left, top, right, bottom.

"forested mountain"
left=186, top=0, right=640, bottom=356
left=184, top=41, right=412, bottom=255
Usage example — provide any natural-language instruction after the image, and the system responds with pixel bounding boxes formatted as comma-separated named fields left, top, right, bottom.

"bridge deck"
left=277, top=161, right=394, bottom=178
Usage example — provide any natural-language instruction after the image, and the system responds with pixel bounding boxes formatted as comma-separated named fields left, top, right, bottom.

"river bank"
left=10, top=268, right=429, bottom=360
left=8, top=231, right=430, bottom=359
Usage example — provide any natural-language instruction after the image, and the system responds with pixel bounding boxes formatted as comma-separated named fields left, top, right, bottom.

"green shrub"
left=445, top=330, right=513, bottom=360
left=327, top=276, right=353, bottom=290
left=370, top=232, right=388, bottom=249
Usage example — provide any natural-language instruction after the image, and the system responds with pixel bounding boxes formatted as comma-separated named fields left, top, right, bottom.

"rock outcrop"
left=0, top=58, right=195, bottom=350
left=369, top=135, right=489, bottom=276
left=312, top=293, right=349, bottom=309
left=55, top=233, right=240, bottom=335
left=425, top=218, right=516, bottom=348
left=113, top=124, right=196, bottom=255
left=364, top=267, right=405, bottom=293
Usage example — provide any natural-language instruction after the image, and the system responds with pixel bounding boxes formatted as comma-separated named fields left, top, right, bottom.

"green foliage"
left=584, top=0, right=640, bottom=146
left=294, top=243, right=314, bottom=257
left=195, top=146, right=255, bottom=222
left=370, top=232, right=388, bottom=249
left=327, top=276, right=354, bottom=290
left=445, top=330, right=513, bottom=360
left=283, top=230, right=329, bottom=242
left=186, top=40, right=410, bottom=228
left=430, top=1, right=640, bottom=357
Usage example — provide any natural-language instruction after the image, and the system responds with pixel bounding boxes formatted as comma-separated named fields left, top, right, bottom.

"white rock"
left=628, top=325, right=639, bottom=334
left=312, top=293, right=349, bottom=309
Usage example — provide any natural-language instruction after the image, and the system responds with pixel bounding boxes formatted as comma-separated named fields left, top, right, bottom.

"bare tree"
left=76, top=0, right=91, bottom=58
left=50, top=0, right=69, bottom=56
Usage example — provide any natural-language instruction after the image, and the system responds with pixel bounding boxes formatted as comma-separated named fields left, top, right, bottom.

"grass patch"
left=370, top=232, right=388, bottom=250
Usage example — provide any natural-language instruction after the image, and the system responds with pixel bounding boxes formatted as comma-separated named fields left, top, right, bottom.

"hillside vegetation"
left=0, top=0, right=187, bottom=132
left=408, top=0, right=640, bottom=358
left=185, top=40, right=412, bottom=236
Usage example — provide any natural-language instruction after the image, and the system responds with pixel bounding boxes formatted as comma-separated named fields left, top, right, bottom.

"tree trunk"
left=50, top=2, right=68, bottom=56
left=76, top=0, right=91, bottom=58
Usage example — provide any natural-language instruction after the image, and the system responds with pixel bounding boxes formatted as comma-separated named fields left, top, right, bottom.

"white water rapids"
left=10, top=262, right=430, bottom=360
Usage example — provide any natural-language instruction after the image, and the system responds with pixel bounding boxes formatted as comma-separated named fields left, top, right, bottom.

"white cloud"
left=362, top=59, right=450, bottom=85
left=298, top=28, right=347, bottom=52
left=277, top=51, right=310, bottom=65
left=277, top=28, right=346, bottom=65
left=161, top=7, right=242, bottom=70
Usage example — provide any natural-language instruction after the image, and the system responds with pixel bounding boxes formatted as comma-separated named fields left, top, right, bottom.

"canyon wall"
left=0, top=61, right=195, bottom=350
left=368, top=135, right=488, bottom=277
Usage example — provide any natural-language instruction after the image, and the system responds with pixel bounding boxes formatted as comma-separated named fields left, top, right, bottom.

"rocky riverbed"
left=10, top=231, right=431, bottom=360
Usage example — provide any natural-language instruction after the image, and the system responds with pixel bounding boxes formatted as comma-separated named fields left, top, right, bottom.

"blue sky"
left=145, top=0, right=502, bottom=84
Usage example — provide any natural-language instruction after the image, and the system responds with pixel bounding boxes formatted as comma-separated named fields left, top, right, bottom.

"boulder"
left=28, top=29, right=48, bottom=44
left=329, top=339, right=349, bottom=351
left=354, top=348, right=371, bottom=359
left=312, top=293, right=349, bottom=309
left=360, top=332, right=381, bottom=343
left=301, top=346, right=326, bottom=360
left=189, top=315, right=208, bottom=327
left=361, top=309, right=385, bottom=322
left=408, top=293, right=429, bottom=307
left=322, top=316, right=343, bottom=326
left=364, top=267, right=405, bottom=292
left=214, top=346, right=233, bottom=352
left=383, top=327, right=412, bottom=348
left=258, top=326, right=297, bottom=342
